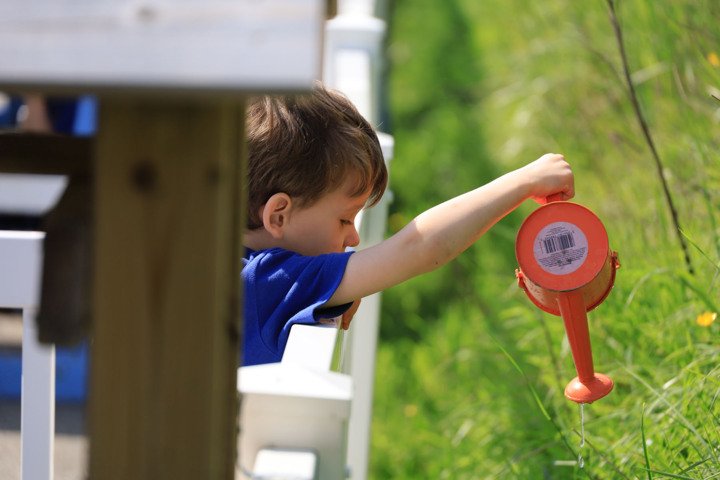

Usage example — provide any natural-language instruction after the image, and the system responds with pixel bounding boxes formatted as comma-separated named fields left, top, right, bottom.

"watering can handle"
left=546, top=192, right=565, bottom=203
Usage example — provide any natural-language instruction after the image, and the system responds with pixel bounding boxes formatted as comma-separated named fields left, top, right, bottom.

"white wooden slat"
left=324, top=14, right=385, bottom=123
left=21, top=307, right=55, bottom=480
left=0, top=231, right=54, bottom=480
left=282, top=324, right=339, bottom=370
left=0, top=231, right=45, bottom=307
left=238, top=363, right=352, bottom=479
left=252, top=448, right=317, bottom=479
left=0, top=174, right=67, bottom=216
left=0, top=0, right=324, bottom=94
left=344, top=134, right=392, bottom=480
left=334, top=50, right=373, bottom=121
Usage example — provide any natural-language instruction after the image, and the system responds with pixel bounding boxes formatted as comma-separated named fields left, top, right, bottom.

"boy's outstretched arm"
left=327, top=153, right=573, bottom=306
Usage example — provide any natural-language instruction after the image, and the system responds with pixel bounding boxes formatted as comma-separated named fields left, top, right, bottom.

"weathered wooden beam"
left=88, top=99, right=244, bottom=479
left=0, top=133, right=92, bottom=176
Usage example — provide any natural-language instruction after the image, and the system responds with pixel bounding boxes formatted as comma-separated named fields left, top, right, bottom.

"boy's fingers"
left=341, top=299, right=361, bottom=330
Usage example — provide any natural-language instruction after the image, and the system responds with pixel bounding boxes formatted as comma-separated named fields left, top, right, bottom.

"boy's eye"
left=340, top=219, right=353, bottom=226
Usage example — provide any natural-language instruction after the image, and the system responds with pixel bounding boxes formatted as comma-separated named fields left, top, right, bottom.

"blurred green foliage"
left=373, top=0, right=720, bottom=478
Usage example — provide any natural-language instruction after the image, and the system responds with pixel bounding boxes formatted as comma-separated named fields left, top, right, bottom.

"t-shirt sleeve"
left=242, top=248, right=353, bottom=365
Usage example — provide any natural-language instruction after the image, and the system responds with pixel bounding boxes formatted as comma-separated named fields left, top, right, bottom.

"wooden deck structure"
left=0, top=1, right=327, bottom=478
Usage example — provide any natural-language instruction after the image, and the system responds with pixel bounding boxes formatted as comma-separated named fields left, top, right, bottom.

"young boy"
left=242, top=84, right=573, bottom=366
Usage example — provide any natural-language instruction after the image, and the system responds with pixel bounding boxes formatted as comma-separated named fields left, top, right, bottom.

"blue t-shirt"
left=241, top=247, right=354, bottom=366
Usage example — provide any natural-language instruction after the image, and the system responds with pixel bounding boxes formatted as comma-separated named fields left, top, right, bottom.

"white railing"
left=0, top=230, right=54, bottom=480
left=237, top=1, right=392, bottom=478
left=237, top=137, right=392, bottom=480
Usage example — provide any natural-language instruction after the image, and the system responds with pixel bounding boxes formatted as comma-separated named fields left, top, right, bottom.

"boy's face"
left=284, top=177, right=370, bottom=256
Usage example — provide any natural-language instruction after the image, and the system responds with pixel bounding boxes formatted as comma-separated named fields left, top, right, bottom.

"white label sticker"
left=533, top=222, right=588, bottom=275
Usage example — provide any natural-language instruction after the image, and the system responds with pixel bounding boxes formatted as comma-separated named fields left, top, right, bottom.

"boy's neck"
left=243, top=228, right=280, bottom=252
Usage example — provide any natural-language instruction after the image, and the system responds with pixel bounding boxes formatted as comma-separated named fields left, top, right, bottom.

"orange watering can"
left=515, top=193, right=619, bottom=403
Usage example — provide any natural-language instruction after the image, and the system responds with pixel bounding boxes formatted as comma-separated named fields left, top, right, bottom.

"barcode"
left=543, top=233, right=575, bottom=254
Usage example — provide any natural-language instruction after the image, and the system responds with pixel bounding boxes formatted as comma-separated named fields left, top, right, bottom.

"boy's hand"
left=523, top=153, right=574, bottom=204
left=340, top=299, right=361, bottom=330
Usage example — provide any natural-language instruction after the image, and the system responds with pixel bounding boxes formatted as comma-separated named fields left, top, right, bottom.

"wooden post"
left=326, top=0, right=338, bottom=18
left=89, top=99, right=245, bottom=479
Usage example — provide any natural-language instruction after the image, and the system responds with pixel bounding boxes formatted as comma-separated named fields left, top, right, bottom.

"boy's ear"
left=261, top=193, right=293, bottom=239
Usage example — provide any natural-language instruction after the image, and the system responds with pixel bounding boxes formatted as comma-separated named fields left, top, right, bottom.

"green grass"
left=372, top=0, right=720, bottom=478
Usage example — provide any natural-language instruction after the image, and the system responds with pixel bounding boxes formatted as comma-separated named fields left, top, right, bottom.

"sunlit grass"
left=374, top=0, right=719, bottom=478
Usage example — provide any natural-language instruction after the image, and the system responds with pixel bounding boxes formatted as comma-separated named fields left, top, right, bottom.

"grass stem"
left=606, top=0, right=694, bottom=275
left=641, top=403, right=654, bottom=480
left=492, top=337, right=595, bottom=478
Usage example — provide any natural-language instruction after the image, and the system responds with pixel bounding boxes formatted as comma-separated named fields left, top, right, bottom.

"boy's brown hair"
left=246, top=83, right=387, bottom=230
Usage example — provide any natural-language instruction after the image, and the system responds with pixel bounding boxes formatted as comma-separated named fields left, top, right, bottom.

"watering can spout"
left=557, top=290, right=614, bottom=403
left=515, top=197, right=618, bottom=404
left=565, top=374, right=614, bottom=404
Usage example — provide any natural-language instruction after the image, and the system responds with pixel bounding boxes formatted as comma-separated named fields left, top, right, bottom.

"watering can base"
left=564, top=373, right=614, bottom=404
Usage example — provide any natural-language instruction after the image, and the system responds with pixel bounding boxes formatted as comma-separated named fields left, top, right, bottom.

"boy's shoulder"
left=243, top=247, right=353, bottom=283
left=243, top=247, right=294, bottom=280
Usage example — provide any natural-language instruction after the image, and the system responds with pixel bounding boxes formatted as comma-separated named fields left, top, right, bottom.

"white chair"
left=0, top=230, right=54, bottom=480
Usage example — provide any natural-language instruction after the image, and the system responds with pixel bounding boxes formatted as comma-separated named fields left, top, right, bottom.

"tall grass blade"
left=699, top=187, right=720, bottom=262
left=643, top=469, right=696, bottom=480
left=641, top=403, right=653, bottom=480
left=493, top=338, right=551, bottom=421
left=680, top=228, right=720, bottom=272
left=678, top=457, right=711, bottom=475
left=626, top=368, right=718, bottom=464
left=676, top=271, right=719, bottom=313
left=605, top=0, right=694, bottom=275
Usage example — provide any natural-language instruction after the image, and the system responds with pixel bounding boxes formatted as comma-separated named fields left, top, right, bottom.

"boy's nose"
left=345, top=227, right=360, bottom=248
